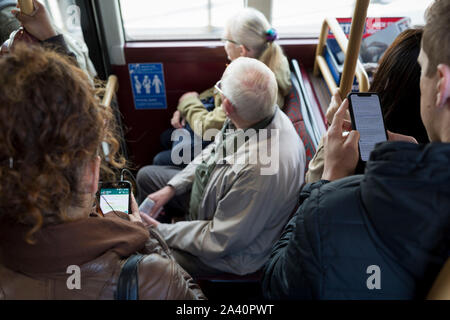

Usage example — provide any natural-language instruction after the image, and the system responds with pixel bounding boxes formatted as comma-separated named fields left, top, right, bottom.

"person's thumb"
left=140, top=212, right=153, bottom=226
left=150, top=202, right=162, bottom=217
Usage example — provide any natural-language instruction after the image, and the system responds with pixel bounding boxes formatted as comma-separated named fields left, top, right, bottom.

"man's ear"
left=239, top=45, right=249, bottom=57
left=436, top=64, right=450, bottom=108
left=222, top=97, right=235, bottom=117
left=82, top=156, right=101, bottom=194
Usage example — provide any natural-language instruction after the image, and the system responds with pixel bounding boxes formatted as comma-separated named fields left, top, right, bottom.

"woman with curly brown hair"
left=0, top=44, right=204, bottom=300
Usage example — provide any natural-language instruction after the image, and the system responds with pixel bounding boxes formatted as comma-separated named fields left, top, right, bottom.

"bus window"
left=119, top=0, right=244, bottom=41
left=272, top=0, right=434, bottom=38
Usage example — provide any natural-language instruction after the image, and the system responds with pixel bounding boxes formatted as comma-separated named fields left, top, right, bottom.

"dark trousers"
left=136, top=165, right=223, bottom=276
left=136, top=165, right=190, bottom=221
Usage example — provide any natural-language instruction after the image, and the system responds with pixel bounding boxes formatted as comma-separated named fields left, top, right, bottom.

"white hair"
left=222, top=57, right=277, bottom=123
left=225, top=8, right=291, bottom=98
left=226, top=8, right=270, bottom=57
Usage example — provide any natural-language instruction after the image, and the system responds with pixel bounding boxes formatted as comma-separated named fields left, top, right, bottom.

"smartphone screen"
left=348, top=93, right=387, bottom=162
left=99, top=182, right=131, bottom=214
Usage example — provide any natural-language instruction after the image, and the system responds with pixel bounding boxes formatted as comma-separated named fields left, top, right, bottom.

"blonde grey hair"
left=225, top=8, right=291, bottom=98
left=222, top=57, right=277, bottom=123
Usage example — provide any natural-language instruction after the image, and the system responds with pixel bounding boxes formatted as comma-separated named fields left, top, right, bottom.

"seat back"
left=283, top=81, right=317, bottom=170
left=194, top=271, right=263, bottom=300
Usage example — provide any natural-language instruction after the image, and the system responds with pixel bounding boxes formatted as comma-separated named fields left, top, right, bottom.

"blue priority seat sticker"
left=129, top=63, right=168, bottom=110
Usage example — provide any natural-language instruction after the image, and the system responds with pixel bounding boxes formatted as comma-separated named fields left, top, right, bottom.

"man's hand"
left=322, top=99, right=360, bottom=181
left=146, top=186, right=175, bottom=218
left=139, top=212, right=160, bottom=227
left=171, top=111, right=184, bottom=129
left=129, top=193, right=160, bottom=227
left=387, top=131, right=418, bottom=144
left=12, top=0, right=57, bottom=41
left=179, top=91, right=199, bottom=104
left=326, top=89, right=350, bottom=126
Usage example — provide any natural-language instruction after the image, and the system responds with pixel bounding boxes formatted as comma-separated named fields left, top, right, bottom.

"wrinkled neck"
left=65, top=193, right=96, bottom=221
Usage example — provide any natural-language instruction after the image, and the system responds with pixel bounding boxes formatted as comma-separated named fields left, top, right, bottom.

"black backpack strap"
left=115, top=254, right=145, bottom=300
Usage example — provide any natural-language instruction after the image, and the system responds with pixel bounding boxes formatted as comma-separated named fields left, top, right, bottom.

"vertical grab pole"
left=18, top=0, right=35, bottom=15
left=339, top=0, right=370, bottom=100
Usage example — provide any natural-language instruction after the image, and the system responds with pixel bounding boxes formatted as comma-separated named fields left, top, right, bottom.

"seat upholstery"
left=282, top=85, right=317, bottom=170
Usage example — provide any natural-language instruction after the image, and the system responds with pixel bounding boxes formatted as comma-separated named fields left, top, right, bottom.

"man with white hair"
left=137, top=57, right=306, bottom=276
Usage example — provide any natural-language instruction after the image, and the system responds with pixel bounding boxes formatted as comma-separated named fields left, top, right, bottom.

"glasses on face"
left=221, top=38, right=240, bottom=46
left=214, top=80, right=224, bottom=96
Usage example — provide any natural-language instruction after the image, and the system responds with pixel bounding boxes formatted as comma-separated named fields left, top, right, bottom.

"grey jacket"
left=156, top=110, right=306, bottom=275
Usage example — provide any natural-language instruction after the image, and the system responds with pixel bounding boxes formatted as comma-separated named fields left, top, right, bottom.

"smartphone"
left=98, top=181, right=132, bottom=214
left=348, top=92, right=388, bottom=162
left=139, top=197, right=163, bottom=219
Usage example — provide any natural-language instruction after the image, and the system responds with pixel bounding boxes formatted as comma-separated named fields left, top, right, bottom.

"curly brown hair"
left=0, top=44, right=125, bottom=242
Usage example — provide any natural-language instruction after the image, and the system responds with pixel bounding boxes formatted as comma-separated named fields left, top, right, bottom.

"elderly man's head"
left=220, top=57, right=277, bottom=127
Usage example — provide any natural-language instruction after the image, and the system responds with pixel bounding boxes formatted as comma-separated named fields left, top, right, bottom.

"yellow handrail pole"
left=427, top=258, right=450, bottom=300
left=313, top=18, right=370, bottom=96
left=102, top=75, right=119, bottom=108
left=313, top=20, right=330, bottom=76
left=339, top=0, right=370, bottom=99
left=18, top=0, right=34, bottom=15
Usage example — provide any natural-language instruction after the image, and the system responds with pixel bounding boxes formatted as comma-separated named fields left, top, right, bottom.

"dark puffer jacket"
left=262, top=142, right=450, bottom=300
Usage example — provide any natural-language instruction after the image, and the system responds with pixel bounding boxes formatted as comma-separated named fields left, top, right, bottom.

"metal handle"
left=102, top=75, right=119, bottom=108
left=18, top=0, right=34, bottom=15
left=339, top=0, right=370, bottom=99
left=313, top=0, right=370, bottom=99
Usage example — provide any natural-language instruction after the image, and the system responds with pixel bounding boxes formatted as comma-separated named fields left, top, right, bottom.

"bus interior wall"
left=112, top=40, right=319, bottom=169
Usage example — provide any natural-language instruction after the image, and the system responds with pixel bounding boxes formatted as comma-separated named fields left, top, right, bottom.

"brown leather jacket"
left=0, top=212, right=205, bottom=300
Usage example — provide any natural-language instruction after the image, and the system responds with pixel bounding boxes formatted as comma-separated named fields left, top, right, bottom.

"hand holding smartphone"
left=348, top=92, right=388, bottom=162
left=139, top=197, right=163, bottom=219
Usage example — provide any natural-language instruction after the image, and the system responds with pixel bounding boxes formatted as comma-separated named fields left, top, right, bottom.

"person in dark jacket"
left=262, top=0, right=450, bottom=300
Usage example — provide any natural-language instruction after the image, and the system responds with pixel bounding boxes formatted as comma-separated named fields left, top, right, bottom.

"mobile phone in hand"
left=348, top=92, right=388, bottom=162
left=98, top=181, right=132, bottom=215
left=139, top=197, right=163, bottom=219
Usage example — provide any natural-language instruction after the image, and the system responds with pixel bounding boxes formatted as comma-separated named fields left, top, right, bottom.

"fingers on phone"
left=345, top=130, right=360, bottom=147
left=330, top=100, right=348, bottom=132
left=342, top=120, right=353, bottom=132
left=140, top=212, right=152, bottom=226
left=150, top=205, right=159, bottom=217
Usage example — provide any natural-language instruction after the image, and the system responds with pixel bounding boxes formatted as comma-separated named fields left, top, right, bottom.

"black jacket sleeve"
left=41, top=34, right=77, bottom=64
left=261, top=180, right=329, bottom=300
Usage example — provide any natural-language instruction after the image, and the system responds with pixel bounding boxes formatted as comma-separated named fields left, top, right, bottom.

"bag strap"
left=115, top=254, right=145, bottom=300
left=0, top=1, right=17, bottom=12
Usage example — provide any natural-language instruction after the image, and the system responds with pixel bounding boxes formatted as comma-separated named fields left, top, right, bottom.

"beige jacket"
left=157, top=109, right=306, bottom=275
left=305, top=137, right=325, bottom=184
left=178, top=57, right=292, bottom=139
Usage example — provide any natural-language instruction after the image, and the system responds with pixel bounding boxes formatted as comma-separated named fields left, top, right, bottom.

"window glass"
left=272, top=0, right=434, bottom=38
left=119, top=0, right=244, bottom=41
